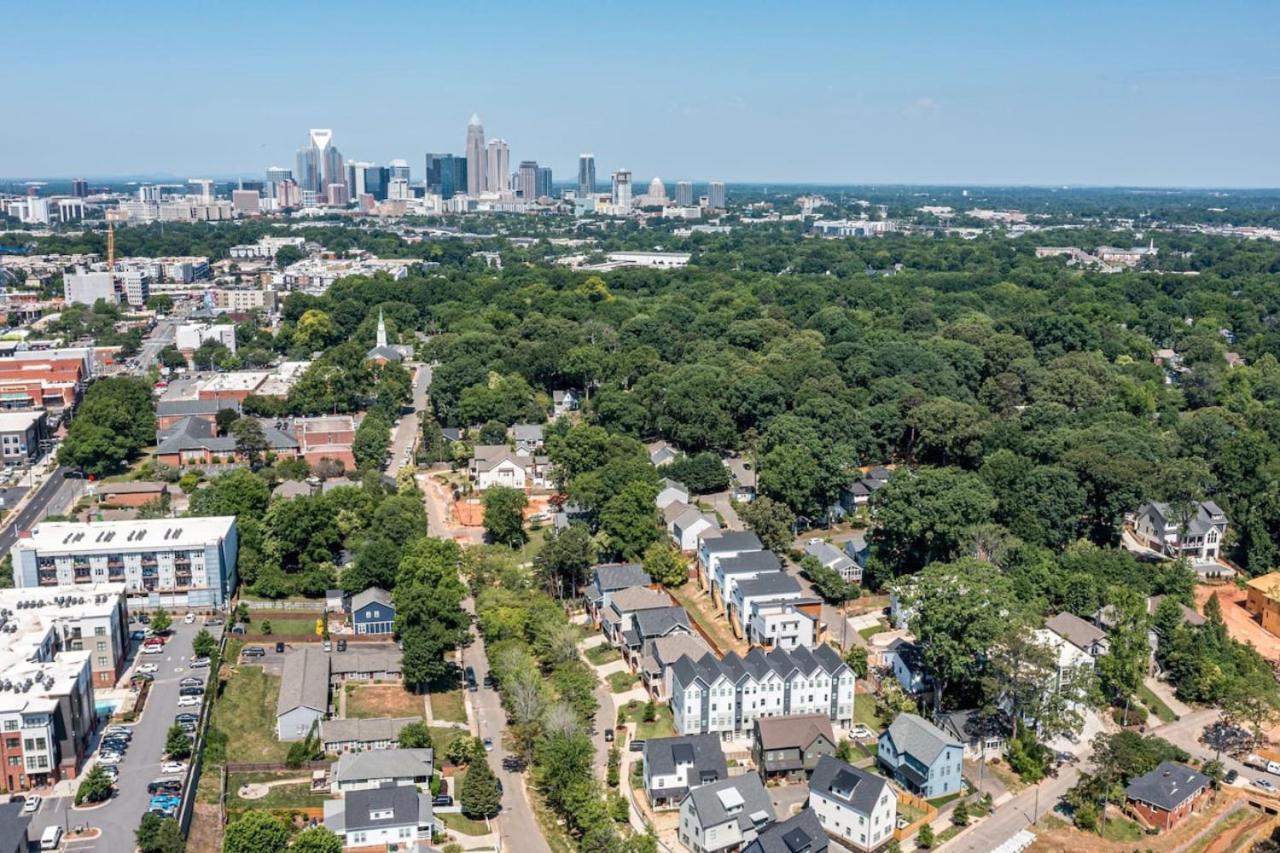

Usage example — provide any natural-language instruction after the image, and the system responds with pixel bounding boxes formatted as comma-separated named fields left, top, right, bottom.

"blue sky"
left=5, top=0, right=1280, bottom=186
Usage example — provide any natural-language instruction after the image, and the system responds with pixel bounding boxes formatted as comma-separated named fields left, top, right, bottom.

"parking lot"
left=24, top=616, right=221, bottom=850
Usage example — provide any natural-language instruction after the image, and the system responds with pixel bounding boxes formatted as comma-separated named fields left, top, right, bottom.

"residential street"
left=388, top=362, right=430, bottom=477
left=459, top=594, right=552, bottom=853
left=0, top=465, right=79, bottom=556
left=944, top=766, right=1081, bottom=852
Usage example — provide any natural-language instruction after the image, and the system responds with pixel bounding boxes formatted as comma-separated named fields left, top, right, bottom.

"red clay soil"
left=1195, top=585, right=1280, bottom=662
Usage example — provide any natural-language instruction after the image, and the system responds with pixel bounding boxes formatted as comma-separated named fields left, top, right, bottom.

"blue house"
left=877, top=713, right=964, bottom=798
left=350, top=587, right=396, bottom=635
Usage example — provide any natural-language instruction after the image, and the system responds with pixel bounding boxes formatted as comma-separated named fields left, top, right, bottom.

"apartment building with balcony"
left=12, top=517, right=238, bottom=608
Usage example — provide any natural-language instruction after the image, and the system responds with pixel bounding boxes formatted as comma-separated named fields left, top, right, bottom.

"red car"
left=143, top=636, right=165, bottom=647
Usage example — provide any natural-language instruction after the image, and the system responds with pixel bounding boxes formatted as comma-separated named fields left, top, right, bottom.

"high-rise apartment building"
left=612, top=169, right=633, bottom=209
left=425, top=154, right=466, bottom=199
left=708, top=181, right=726, bottom=209
left=675, top=181, right=694, bottom=206
left=388, top=159, right=410, bottom=183
left=518, top=161, right=539, bottom=199
left=465, top=114, right=486, bottom=195
left=578, top=154, right=596, bottom=197
left=486, top=139, right=510, bottom=193
left=537, top=167, right=553, bottom=199
left=71, top=179, right=88, bottom=198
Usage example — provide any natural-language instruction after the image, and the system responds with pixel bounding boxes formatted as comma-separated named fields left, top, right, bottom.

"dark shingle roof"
left=743, top=808, right=828, bottom=853
left=156, top=398, right=242, bottom=417
left=735, top=573, right=800, bottom=599
left=1125, top=761, right=1210, bottom=812
left=632, top=606, right=691, bottom=639
left=809, top=755, right=890, bottom=817
left=593, top=563, right=650, bottom=592
left=755, top=714, right=835, bottom=752
left=684, top=774, right=774, bottom=834
left=702, top=531, right=763, bottom=554
left=719, top=550, right=782, bottom=575
left=644, top=734, right=727, bottom=780
left=342, top=784, right=429, bottom=831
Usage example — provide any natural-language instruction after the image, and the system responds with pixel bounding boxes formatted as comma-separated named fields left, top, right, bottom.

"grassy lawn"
left=242, top=611, right=325, bottom=636
left=1100, top=816, right=1144, bottom=843
left=227, top=771, right=329, bottom=812
left=439, top=811, right=492, bottom=836
left=429, top=726, right=469, bottom=756
left=429, top=689, right=468, bottom=724
left=935, top=826, right=963, bottom=845
left=608, top=671, right=639, bottom=693
left=573, top=622, right=598, bottom=641
left=345, top=684, right=424, bottom=719
left=1137, top=684, right=1178, bottom=723
left=854, top=696, right=884, bottom=732
left=898, top=798, right=928, bottom=825
left=927, top=790, right=964, bottom=809
left=858, top=624, right=886, bottom=641
left=620, top=700, right=677, bottom=740
left=585, top=644, right=623, bottom=666
left=213, top=665, right=288, bottom=764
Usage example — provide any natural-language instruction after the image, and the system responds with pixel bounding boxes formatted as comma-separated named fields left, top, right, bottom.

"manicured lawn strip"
left=430, top=689, right=468, bottom=723
left=927, top=790, right=964, bottom=809
left=1137, top=684, right=1178, bottom=723
left=585, top=644, right=622, bottom=666
left=853, top=696, right=883, bottom=733
left=439, top=811, right=492, bottom=836
left=226, top=771, right=328, bottom=811
left=345, top=684, right=424, bottom=719
left=607, top=671, right=639, bottom=693
left=858, top=624, right=886, bottom=641
left=620, top=700, right=677, bottom=740
left=213, top=665, right=288, bottom=763
left=429, top=726, right=469, bottom=757
left=241, top=611, right=325, bottom=636
left=1101, top=816, right=1144, bottom=842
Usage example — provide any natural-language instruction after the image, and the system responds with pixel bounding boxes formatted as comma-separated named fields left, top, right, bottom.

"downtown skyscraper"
left=465, top=114, right=486, bottom=195
left=578, top=154, right=595, bottom=197
left=296, top=129, right=344, bottom=201
left=425, top=154, right=466, bottom=199
left=486, top=139, right=509, bottom=193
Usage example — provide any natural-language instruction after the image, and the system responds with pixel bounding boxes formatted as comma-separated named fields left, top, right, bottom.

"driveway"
left=768, top=781, right=810, bottom=820
left=704, top=492, right=742, bottom=531
left=26, top=617, right=221, bottom=851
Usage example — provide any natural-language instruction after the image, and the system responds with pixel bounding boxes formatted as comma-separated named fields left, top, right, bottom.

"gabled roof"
left=320, top=716, right=420, bottom=745
left=684, top=773, right=773, bottom=833
left=881, top=713, right=961, bottom=767
left=339, top=784, right=430, bottom=831
left=632, top=606, right=691, bottom=640
left=935, top=708, right=1013, bottom=744
left=592, top=563, right=650, bottom=592
left=156, top=397, right=242, bottom=417
left=755, top=714, right=834, bottom=752
left=277, top=646, right=329, bottom=717
left=1125, top=761, right=1210, bottom=812
left=1045, top=612, right=1106, bottom=652
left=642, top=633, right=712, bottom=674
left=351, top=586, right=393, bottom=613
left=702, top=531, right=763, bottom=554
left=606, top=586, right=670, bottom=616
left=804, top=540, right=854, bottom=573
left=808, top=755, right=889, bottom=817
left=743, top=808, right=828, bottom=853
left=336, top=748, right=433, bottom=784
left=644, top=733, right=727, bottom=779
left=512, top=423, right=544, bottom=441
left=659, top=477, right=689, bottom=494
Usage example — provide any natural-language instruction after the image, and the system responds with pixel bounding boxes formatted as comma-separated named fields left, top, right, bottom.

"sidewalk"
left=1143, top=675, right=1192, bottom=718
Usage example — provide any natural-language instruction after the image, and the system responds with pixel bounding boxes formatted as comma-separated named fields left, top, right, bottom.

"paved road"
left=388, top=363, right=430, bottom=476
left=137, top=318, right=179, bottom=369
left=26, top=618, right=220, bottom=851
left=0, top=466, right=78, bottom=556
left=944, top=766, right=1081, bottom=852
left=459, top=596, right=552, bottom=853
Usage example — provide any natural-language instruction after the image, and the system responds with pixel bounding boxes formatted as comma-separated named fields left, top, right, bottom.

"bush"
left=164, top=725, right=192, bottom=760
left=75, top=764, right=112, bottom=805
left=1073, top=801, right=1098, bottom=831
left=952, top=799, right=970, bottom=827
left=917, top=823, right=934, bottom=848
left=262, top=620, right=273, bottom=635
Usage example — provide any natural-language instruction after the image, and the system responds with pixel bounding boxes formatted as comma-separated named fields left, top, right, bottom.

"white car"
left=160, top=761, right=187, bottom=775
left=98, top=752, right=123, bottom=766
left=177, top=695, right=200, bottom=707
left=184, top=613, right=195, bottom=624
left=137, top=663, right=159, bottom=674
left=142, top=644, right=164, bottom=655
left=850, top=725, right=874, bottom=740
left=189, top=657, right=210, bottom=668
left=20, top=795, right=39, bottom=815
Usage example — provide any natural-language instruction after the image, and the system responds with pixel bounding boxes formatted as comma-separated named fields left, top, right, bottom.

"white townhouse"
left=667, top=645, right=854, bottom=740
left=697, top=530, right=763, bottom=588
left=713, top=550, right=783, bottom=614
left=746, top=598, right=820, bottom=650
left=728, top=572, right=801, bottom=634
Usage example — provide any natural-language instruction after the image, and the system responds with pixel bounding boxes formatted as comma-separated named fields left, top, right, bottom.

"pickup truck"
left=1243, top=754, right=1280, bottom=775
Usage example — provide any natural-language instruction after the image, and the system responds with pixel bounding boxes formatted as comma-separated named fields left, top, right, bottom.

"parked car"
left=101, top=739, right=129, bottom=752
left=275, top=642, right=285, bottom=653
left=148, top=780, right=183, bottom=795
left=850, top=725, right=874, bottom=740
left=98, top=752, right=123, bottom=766
left=179, top=677, right=203, bottom=688
left=142, top=644, right=164, bottom=655
left=230, top=624, right=247, bottom=635
left=175, top=712, right=199, bottom=723
left=189, top=656, right=210, bottom=668
left=432, top=795, right=453, bottom=807
left=1226, top=769, right=1240, bottom=785
left=242, top=646, right=265, bottom=658
left=483, top=738, right=493, bottom=752
left=177, top=695, right=201, bottom=707
left=184, top=613, right=195, bottom=624
left=604, top=729, right=614, bottom=742
left=337, top=639, right=347, bottom=652
left=160, top=762, right=187, bottom=775
left=1257, top=778, right=1279, bottom=793
left=104, top=726, right=132, bottom=738
left=205, top=618, right=223, bottom=626
left=629, top=739, right=645, bottom=753
left=322, top=640, right=331, bottom=652
left=100, top=766, right=119, bottom=782
left=143, top=636, right=164, bottom=647
left=176, top=721, right=197, bottom=734
left=20, top=795, right=39, bottom=814
left=137, top=663, right=159, bottom=674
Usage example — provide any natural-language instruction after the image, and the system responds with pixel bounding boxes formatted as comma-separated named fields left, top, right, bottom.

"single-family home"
left=1124, top=761, right=1212, bottom=831
left=657, top=478, right=692, bottom=510
left=622, top=606, right=693, bottom=667
left=511, top=423, right=544, bottom=454
left=601, top=586, right=672, bottom=646
left=669, top=645, right=855, bottom=738
left=350, top=587, right=396, bottom=636
left=698, top=530, right=764, bottom=587
left=1245, top=573, right=1280, bottom=638
left=807, top=755, right=896, bottom=852
left=640, top=634, right=712, bottom=702
left=678, top=774, right=775, bottom=853
left=552, top=389, right=580, bottom=418
left=667, top=503, right=719, bottom=552
left=742, top=808, right=827, bottom=853
left=745, top=597, right=821, bottom=650
left=649, top=441, right=679, bottom=467
left=838, top=466, right=892, bottom=512
left=935, top=709, right=1012, bottom=762
left=1033, top=627, right=1095, bottom=693
left=1129, top=500, right=1230, bottom=566
left=1045, top=612, right=1108, bottom=659
left=877, top=713, right=965, bottom=798
left=803, top=540, right=862, bottom=585
left=724, top=456, right=757, bottom=503
left=714, top=550, right=783, bottom=613
left=584, top=563, right=652, bottom=624
left=886, top=638, right=930, bottom=695
left=643, top=734, right=728, bottom=809
left=325, top=588, right=347, bottom=612
left=277, top=646, right=330, bottom=740
left=842, top=533, right=869, bottom=571
left=320, top=716, right=421, bottom=753
left=728, top=571, right=800, bottom=627
left=323, top=783, right=433, bottom=849
left=469, top=445, right=549, bottom=491
left=334, top=748, right=434, bottom=793
left=752, top=714, right=836, bottom=781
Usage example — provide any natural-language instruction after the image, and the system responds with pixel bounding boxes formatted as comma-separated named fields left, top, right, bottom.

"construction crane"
left=106, top=221, right=115, bottom=269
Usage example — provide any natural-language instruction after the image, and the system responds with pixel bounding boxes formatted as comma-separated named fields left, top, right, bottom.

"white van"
left=40, top=824, right=62, bottom=850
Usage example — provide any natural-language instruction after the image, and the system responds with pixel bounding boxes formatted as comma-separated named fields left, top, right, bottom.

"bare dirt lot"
left=1195, top=584, right=1280, bottom=662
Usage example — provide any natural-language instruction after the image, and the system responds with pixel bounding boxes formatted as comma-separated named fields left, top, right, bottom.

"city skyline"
left=4, top=1, right=1280, bottom=187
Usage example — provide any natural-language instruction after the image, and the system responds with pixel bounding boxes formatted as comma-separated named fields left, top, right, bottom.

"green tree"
left=58, top=377, right=155, bottom=476
left=274, top=244, right=304, bottom=268
left=737, top=496, right=796, bottom=554
left=870, top=468, right=996, bottom=574
left=665, top=453, right=731, bottom=494
left=352, top=411, right=391, bottom=470
left=216, top=407, right=241, bottom=434
left=917, top=823, right=934, bottom=849
left=398, top=721, right=434, bottom=749
left=151, top=607, right=172, bottom=633
left=230, top=417, right=270, bottom=469
left=146, top=293, right=174, bottom=313
left=1097, top=586, right=1150, bottom=713
left=600, top=479, right=660, bottom=560
left=799, top=555, right=858, bottom=606
left=192, top=628, right=217, bottom=659
left=164, top=724, right=192, bottom=759
left=844, top=645, right=869, bottom=679
left=460, top=758, right=503, bottom=818
left=395, top=539, right=471, bottom=690
left=951, top=799, right=970, bottom=827
left=534, top=524, right=597, bottom=598
left=290, top=827, right=343, bottom=853
left=482, top=486, right=528, bottom=547
left=642, top=541, right=688, bottom=587
left=222, top=810, right=290, bottom=853
left=136, top=814, right=184, bottom=853
left=75, top=763, right=112, bottom=805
